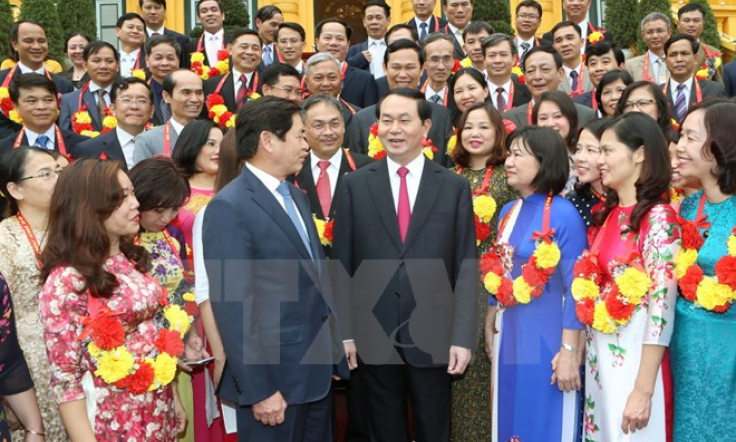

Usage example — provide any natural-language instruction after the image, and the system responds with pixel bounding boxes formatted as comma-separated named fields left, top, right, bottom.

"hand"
left=362, top=50, right=372, bottom=62
left=550, top=351, right=581, bottom=392
left=447, top=346, right=472, bottom=375
left=621, top=388, right=652, bottom=434
left=344, top=341, right=358, bottom=370
left=173, top=392, right=187, bottom=434
left=484, top=307, right=497, bottom=362
left=184, top=331, right=209, bottom=362
left=253, top=391, right=287, bottom=426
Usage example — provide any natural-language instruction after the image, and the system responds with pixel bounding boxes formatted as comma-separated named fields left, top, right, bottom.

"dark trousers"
left=361, top=363, right=451, bottom=442
left=236, top=392, right=332, bottom=442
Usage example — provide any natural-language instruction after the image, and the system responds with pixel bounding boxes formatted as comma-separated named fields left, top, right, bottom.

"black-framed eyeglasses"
left=18, top=168, right=62, bottom=181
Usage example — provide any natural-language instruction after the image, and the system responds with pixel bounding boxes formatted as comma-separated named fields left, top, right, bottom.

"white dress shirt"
left=147, top=27, right=165, bottom=37
left=670, top=76, right=694, bottom=101
left=88, top=82, right=112, bottom=107
left=563, top=64, right=583, bottom=87
left=310, top=148, right=343, bottom=199
left=246, top=162, right=309, bottom=232
left=447, top=23, right=465, bottom=47
left=487, top=79, right=511, bottom=109
left=204, top=29, right=225, bottom=65
left=169, top=117, right=186, bottom=136
left=116, top=127, right=137, bottom=170
left=17, top=62, right=45, bottom=75
left=387, top=153, right=425, bottom=213
left=648, top=50, right=668, bottom=83
left=119, top=48, right=141, bottom=77
left=578, top=19, right=590, bottom=46
left=367, top=38, right=386, bottom=79
left=516, top=36, right=535, bottom=58
left=231, top=68, right=254, bottom=99
left=425, top=85, right=446, bottom=103
left=26, top=126, right=56, bottom=150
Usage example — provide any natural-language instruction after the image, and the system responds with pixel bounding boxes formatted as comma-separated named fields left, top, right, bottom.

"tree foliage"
left=190, top=0, right=250, bottom=39
left=472, top=0, right=514, bottom=36
left=604, top=0, right=638, bottom=51
left=637, top=0, right=675, bottom=54
left=58, top=0, right=98, bottom=43
left=688, top=0, right=721, bottom=50
left=0, top=0, right=14, bottom=61
left=19, top=0, right=64, bottom=61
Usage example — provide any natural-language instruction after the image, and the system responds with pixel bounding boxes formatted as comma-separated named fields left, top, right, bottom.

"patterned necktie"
left=430, top=94, right=441, bottom=104
left=316, top=160, right=332, bottom=217
left=263, top=46, right=273, bottom=66
left=675, top=83, right=688, bottom=122
left=161, top=100, right=172, bottom=122
left=520, top=42, right=531, bottom=60
left=96, top=89, right=107, bottom=125
left=495, top=87, right=506, bottom=111
left=36, top=135, right=50, bottom=149
left=657, top=58, right=668, bottom=85
left=570, top=70, right=579, bottom=92
left=420, top=22, right=428, bottom=41
left=236, top=74, right=248, bottom=110
left=276, top=181, right=313, bottom=259
left=397, top=167, right=411, bottom=243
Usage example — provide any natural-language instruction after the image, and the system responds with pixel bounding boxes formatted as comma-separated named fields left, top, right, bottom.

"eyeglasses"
left=623, top=99, right=656, bottom=110
left=308, top=120, right=342, bottom=131
left=426, top=56, right=455, bottom=66
left=270, top=86, right=303, bottom=98
left=116, top=98, right=151, bottom=106
left=18, top=167, right=62, bottom=181
left=516, top=14, right=540, bottom=20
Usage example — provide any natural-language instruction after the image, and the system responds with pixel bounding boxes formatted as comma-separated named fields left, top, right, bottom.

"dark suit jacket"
left=341, top=65, right=378, bottom=108
left=331, top=158, right=478, bottom=366
left=73, top=129, right=128, bottom=170
left=156, top=29, right=190, bottom=68
left=203, top=166, right=349, bottom=406
left=347, top=41, right=370, bottom=71
left=502, top=101, right=597, bottom=129
left=439, top=26, right=466, bottom=60
left=406, top=16, right=447, bottom=40
left=203, top=72, right=261, bottom=115
left=0, top=68, right=74, bottom=139
left=664, top=78, right=726, bottom=123
left=346, top=102, right=454, bottom=166
left=0, top=127, right=89, bottom=157
left=542, top=22, right=614, bottom=50
left=724, top=60, right=736, bottom=97
left=59, top=83, right=109, bottom=132
left=572, top=90, right=593, bottom=108
left=487, top=77, right=533, bottom=109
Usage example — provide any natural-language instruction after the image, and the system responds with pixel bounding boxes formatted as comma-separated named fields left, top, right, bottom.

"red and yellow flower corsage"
left=676, top=218, right=736, bottom=313
left=0, top=87, right=22, bottom=124
left=72, top=106, right=117, bottom=138
left=190, top=50, right=230, bottom=81
left=131, top=69, right=147, bottom=80
left=367, top=123, right=437, bottom=160
left=572, top=250, right=651, bottom=333
left=588, top=30, right=605, bottom=45
left=205, top=90, right=261, bottom=129
left=511, top=65, right=525, bottom=84
left=80, top=290, right=193, bottom=394
left=312, top=215, right=335, bottom=246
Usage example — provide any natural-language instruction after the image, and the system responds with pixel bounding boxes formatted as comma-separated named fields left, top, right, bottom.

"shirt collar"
left=368, top=37, right=386, bottom=46
left=671, top=76, right=694, bottom=93
left=447, top=23, right=464, bottom=35
left=648, top=50, right=664, bottom=63
left=246, top=161, right=282, bottom=193
left=488, top=78, right=512, bottom=91
left=578, top=19, right=590, bottom=37
left=25, top=125, right=55, bottom=145
left=232, top=68, right=254, bottom=81
left=147, top=27, right=165, bottom=37
left=116, top=126, right=136, bottom=146
left=88, top=81, right=112, bottom=93
left=311, top=148, right=343, bottom=170
left=386, top=150, right=425, bottom=178
left=120, top=48, right=140, bottom=59
left=426, top=84, right=446, bottom=97
left=415, top=16, right=432, bottom=28
left=204, top=29, right=224, bottom=40
left=17, top=62, right=45, bottom=75
left=563, top=64, right=582, bottom=76
left=169, top=118, right=185, bottom=135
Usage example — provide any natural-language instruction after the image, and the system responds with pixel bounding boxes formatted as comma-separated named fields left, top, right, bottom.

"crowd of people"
left=0, top=0, right=734, bottom=441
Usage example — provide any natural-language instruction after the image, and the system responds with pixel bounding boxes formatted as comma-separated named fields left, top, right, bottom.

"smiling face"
left=505, top=137, right=540, bottom=197
left=14, top=86, right=58, bottom=134
left=562, top=0, right=591, bottom=24
left=587, top=50, right=619, bottom=87
left=229, top=34, right=262, bottom=73
left=306, top=59, right=341, bottom=96
left=642, top=19, right=671, bottom=54
left=378, top=94, right=430, bottom=165
left=304, top=101, right=344, bottom=159
left=552, top=25, right=583, bottom=66
left=484, top=40, right=515, bottom=83
left=463, top=31, right=490, bottom=66
left=363, top=5, right=390, bottom=40
left=13, top=22, right=49, bottom=70
left=385, top=48, right=423, bottom=90
left=256, top=13, right=283, bottom=44
left=574, top=128, right=602, bottom=185
left=536, top=100, right=571, bottom=142
left=460, top=107, right=496, bottom=164
left=164, top=71, right=205, bottom=122
left=621, top=86, right=660, bottom=121
left=197, top=0, right=225, bottom=34
left=598, top=129, right=644, bottom=193
left=86, top=47, right=119, bottom=87
left=678, top=10, right=704, bottom=38
left=115, top=18, right=146, bottom=48
left=524, top=51, right=563, bottom=100
left=146, top=43, right=179, bottom=83
left=600, top=78, right=627, bottom=117
left=195, top=127, right=223, bottom=176
left=452, top=73, right=487, bottom=112
left=104, top=171, right=141, bottom=241
left=676, top=108, right=713, bottom=185
left=276, top=27, right=304, bottom=65
left=425, top=39, right=455, bottom=86
left=111, top=82, right=155, bottom=132
left=66, top=35, right=88, bottom=68
left=316, top=22, right=350, bottom=63
left=515, top=6, right=541, bottom=37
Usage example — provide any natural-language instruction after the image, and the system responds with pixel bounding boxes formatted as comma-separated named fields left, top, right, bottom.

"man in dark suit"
left=203, top=29, right=263, bottom=116
left=572, top=42, right=625, bottom=109
left=332, top=88, right=477, bottom=442
left=347, top=40, right=453, bottom=162
left=261, top=63, right=303, bottom=104
left=440, top=0, right=474, bottom=60
left=462, top=21, right=494, bottom=73
left=186, top=0, right=227, bottom=69
left=203, top=96, right=349, bottom=442
left=663, top=34, right=726, bottom=123
left=115, top=13, right=148, bottom=77
left=140, top=0, right=189, bottom=67
left=502, top=45, right=596, bottom=128
left=316, top=18, right=379, bottom=108
left=406, top=0, right=447, bottom=41
left=275, top=22, right=307, bottom=74
left=484, top=34, right=532, bottom=112
left=514, top=0, right=543, bottom=64
left=677, top=3, right=723, bottom=83
left=0, top=74, right=88, bottom=157
left=254, top=5, right=283, bottom=70
left=0, top=20, right=74, bottom=139
left=541, top=0, right=614, bottom=49
left=421, top=34, right=457, bottom=114
left=59, top=41, right=120, bottom=134
left=347, top=1, right=391, bottom=80
left=74, top=78, right=155, bottom=170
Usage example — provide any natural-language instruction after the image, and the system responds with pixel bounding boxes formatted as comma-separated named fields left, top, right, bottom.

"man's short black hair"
left=522, top=45, right=563, bottom=71
left=384, top=39, right=424, bottom=66
left=84, top=41, right=120, bottom=63
left=315, top=18, right=352, bottom=41
left=584, top=42, right=624, bottom=66
left=363, top=0, right=391, bottom=17
left=678, top=3, right=705, bottom=19
left=262, top=63, right=301, bottom=87
left=376, top=88, right=431, bottom=122
left=139, top=0, right=166, bottom=9
left=255, top=5, right=283, bottom=22
left=276, top=22, right=306, bottom=42
left=236, top=97, right=301, bottom=160
left=10, top=73, right=57, bottom=104
left=551, top=20, right=582, bottom=39
left=144, top=34, right=181, bottom=56
left=664, top=33, right=698, bottom=55
left=111, top=77, right=154, bottom=103
left=116, top=12, right=146, bottom=30
left=515, top=0, right=542, bottom=18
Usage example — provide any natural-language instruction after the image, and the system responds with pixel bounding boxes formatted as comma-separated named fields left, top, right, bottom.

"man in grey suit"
left=133, top=69, right=204, bottom=163
left=346, top=40, right=453, bottom=165
left=503, top=45, right=596, bottom=128
left=625, top=12, right=672, bottom=83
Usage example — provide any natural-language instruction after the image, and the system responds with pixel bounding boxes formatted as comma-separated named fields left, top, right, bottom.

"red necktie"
left=316, top=160, right=331, bottom=217
left=236, top=74, right=248, bottom=110
left=397, top=167, right=411, bottom=242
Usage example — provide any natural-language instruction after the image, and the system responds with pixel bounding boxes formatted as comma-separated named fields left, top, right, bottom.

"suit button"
left=394, top=292, right=400, bottom=298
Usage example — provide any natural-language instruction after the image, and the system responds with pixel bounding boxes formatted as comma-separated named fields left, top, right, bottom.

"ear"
left=261, top=84, right=272, bottom=95
left=6, top=182, right=23, bottom=203
left=162, top=90, right=172, bottom=104
left=633, top=145, right=645, bottom=164
left=422, top=118, right=432, bottom=138
left=259, top=131, right=274, bottom=154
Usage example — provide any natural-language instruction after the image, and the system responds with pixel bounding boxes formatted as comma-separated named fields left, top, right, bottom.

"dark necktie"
left=570, top=70, right=579, bottom=92
left=96, top=89, right=107, bottom=124
left=520, top=42, right=531, bottom=60
left=161, top=100, right=172, bottom=122
left=420, top=22, right=428, bottom=41
left=675, top=83, right=688, bottom=122
left=236, top=74, right=249, bottom=110
left=430, top=94, right=441, bottom=104
left=495, top=87, right=506, bottom=111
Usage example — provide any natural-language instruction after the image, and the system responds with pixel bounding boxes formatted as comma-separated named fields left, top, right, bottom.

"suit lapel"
left=367, top=161, right=403, bottom=251
left=222, top=74, right=237, bottom=111
left=83, top=88, right=102, bottom=129
left=296, top=156, right=324, bottom=219
left=402, top=160, right=443, bottom=251
left=329, top=152, right=354, bottom=219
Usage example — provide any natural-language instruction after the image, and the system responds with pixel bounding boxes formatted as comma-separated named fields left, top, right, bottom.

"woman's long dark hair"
left=532, top=90, right=578, bottom=151
left=594, top=113, right=671, bottom=232
left=41, top=159, right=148, bottom=298
left=573, top=118, right=609, bottom=194
left=172, top=119, right=223, bottom=179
